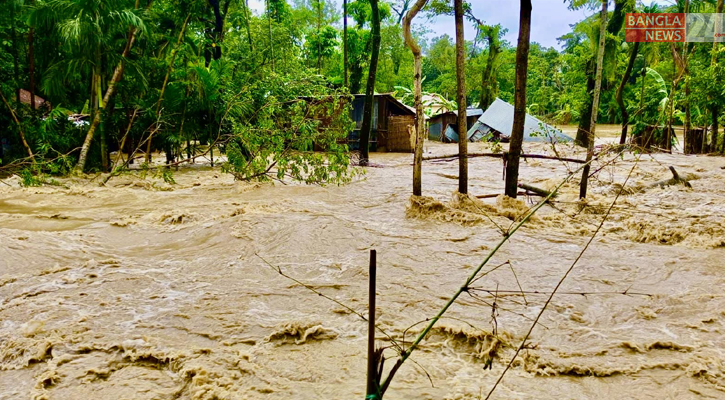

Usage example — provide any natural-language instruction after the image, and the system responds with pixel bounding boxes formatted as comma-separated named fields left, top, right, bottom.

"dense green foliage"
left=1, top=0, right=724, bottom=176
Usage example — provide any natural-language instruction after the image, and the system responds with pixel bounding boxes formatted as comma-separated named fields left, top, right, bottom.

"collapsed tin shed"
left=468, top=98, right=573, bottom=143
left=428, top=108, right=483, bottom=142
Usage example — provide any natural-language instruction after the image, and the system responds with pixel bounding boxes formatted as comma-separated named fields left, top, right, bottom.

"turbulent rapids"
left=1, top=138, right=725, bottom=399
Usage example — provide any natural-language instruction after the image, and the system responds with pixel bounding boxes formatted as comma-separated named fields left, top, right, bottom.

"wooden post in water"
left=366, top=249, right=377, bottom=398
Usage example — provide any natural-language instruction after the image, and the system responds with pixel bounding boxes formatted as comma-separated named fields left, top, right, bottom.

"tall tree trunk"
left=403, top=0, right=428, bottom=196
left=579, top=0, right=608, bottom=199
left=575, top=0, right=626, bottom=147
left=480, top=27, right=500, bottom=110
left=94, top=46, right=109, bottom=171
left=503, top=0, right=532, bottom=198
left=358, top=0, right=381, bottom=165
left=75, top=0, right=149, bottom=172
left=667, top=42, right=686, bottom=151
left=617, top=41, right=639, bottom=145
left=317, top=0, right=323, bottom=74
left=28, top=0, right=37, bottom=110
left=711, top=0, right=723, bottom=153
left=244, top=0, right=254, bottom=53
left=713, top=106, right=720, bottom=153
left=0, top=90, right=34, bottom=159
left=267, top=0, right=274, bottom=71
left=454, top=0, right=467, bottom=194
left=343, top=0, right=348, bottom=87
left=146, top=13, right=191, bottom=163
left=683, top=0, right=692, bottom=154
left=639, top=63, right=646, bottom=112
left=10, top=2, right=21, bottom=108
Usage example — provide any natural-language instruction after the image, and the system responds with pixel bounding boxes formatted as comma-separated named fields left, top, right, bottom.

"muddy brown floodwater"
left=1, top=136, right=725, bottom=400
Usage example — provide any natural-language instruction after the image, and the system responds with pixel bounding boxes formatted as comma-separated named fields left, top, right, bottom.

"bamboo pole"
left=365, top=250, right=378, bottom=398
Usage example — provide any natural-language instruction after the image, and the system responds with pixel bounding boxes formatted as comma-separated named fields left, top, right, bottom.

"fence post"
left=366, top=249, right=378, bottom=398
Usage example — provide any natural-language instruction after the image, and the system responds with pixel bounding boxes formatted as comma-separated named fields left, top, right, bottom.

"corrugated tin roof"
left=430, top=108, right=483, bottom=120
left=352, top=93, right=416, bottom=116
left=454, top=108, right=483, bottom=117
left=470, top=98, right=572, bottom=143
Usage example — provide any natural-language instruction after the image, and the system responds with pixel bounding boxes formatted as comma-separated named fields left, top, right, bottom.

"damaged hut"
left=428, top=108, right=483, bottom=142
left=468, top=98, right=572, bottom=143
left=348, top=94, right=417, bottom=153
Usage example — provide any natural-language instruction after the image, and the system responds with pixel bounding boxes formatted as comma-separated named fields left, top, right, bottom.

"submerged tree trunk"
left=580, top=0, right=608, bottom=199
left=358, top=0, right=381, bottom=165
left=403, top=0, right=428, bottom=196
left=76, top=0, right=149, bottom=172
left=575, top=0, right=626, bottom=147
left=454, top=0, right=467, bottom=194
left=504, top=0, right=532, bottom=198
left=617, top=41, right=639, bottom=145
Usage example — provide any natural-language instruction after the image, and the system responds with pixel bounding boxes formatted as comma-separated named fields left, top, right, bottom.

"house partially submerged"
left=468, top=98, right=572, bottom=143
left=428, top=108, right=483, bottom=142
left=349, top=94, right=417, bottom=152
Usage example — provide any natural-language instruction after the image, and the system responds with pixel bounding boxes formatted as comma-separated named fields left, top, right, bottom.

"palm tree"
left=31, top=0, right=146, bottom=171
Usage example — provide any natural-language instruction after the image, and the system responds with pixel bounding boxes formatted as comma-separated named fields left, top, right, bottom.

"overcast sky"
left=247, top=0, right=668, bottom=50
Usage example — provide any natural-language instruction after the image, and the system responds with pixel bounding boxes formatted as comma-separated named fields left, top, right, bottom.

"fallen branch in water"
left=517, top=183, right=556, bottom=198
left=422, top=152, right=585, bottom=164
left=476, top=191, right=531, bottom=199
left=468, top=288, right=652, bottom=297
left=647, top=165, right=692, bottom=189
